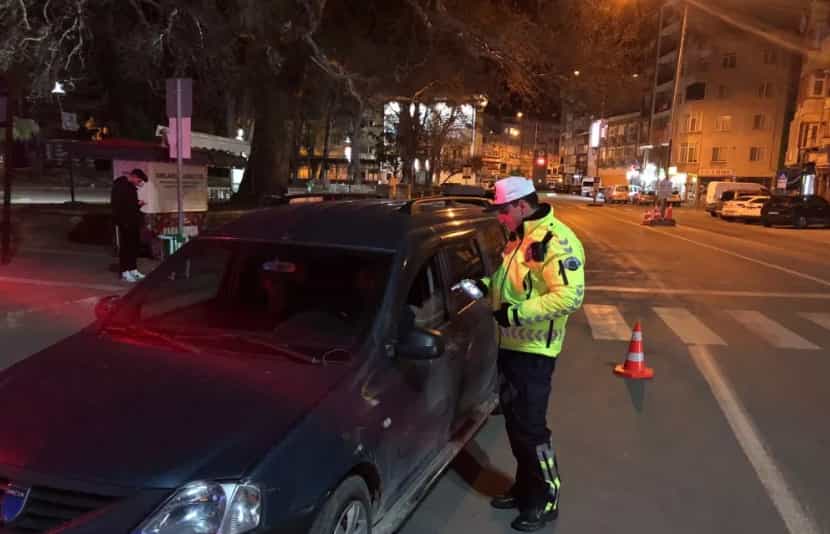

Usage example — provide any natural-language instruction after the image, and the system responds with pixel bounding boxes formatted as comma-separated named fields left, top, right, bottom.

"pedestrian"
left=656, top=174, right=673, bottom=217
left=468, top=176, right=585, bottom=532
left=111, top=168, right=148, bottom=283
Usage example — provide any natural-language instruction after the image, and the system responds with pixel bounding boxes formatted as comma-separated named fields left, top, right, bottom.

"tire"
left=309, top=476, right=372, bottom=534
left=794, top=214, right=808, bottom=229
left=709, top=211, right=718, bottom=218
left=762, top=217, right=771, bottom=227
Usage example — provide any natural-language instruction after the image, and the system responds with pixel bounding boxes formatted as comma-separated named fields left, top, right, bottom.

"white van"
left=581, top=177, right=600, bottom=197
left=705, top=181, right=769, bottom=216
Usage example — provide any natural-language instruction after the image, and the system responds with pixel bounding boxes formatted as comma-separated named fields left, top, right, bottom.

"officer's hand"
left=474, top=279, right=489, bottom=298
left=493, top=303, right=512, bottom=328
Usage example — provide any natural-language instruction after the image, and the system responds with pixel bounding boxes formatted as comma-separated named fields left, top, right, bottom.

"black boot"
left=510, top=506, right=558, bottom=532
left=490, top=492, right=517, bottom=509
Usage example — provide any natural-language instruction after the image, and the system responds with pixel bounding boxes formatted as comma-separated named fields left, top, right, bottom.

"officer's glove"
left=493, top=303, right=519, bottom=328
left=474, top=279, right=489, bottom=298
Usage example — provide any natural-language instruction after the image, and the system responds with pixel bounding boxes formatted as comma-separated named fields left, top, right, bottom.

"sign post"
left=166, top=78, right=192, bottom=240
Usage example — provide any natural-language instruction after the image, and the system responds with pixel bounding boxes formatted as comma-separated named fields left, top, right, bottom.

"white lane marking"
left=799, top=312, right=830, bottom=331
left=583, top=304, right=631, bottom=340
left=588, top=286, right=830, bottom=299
left=653, top=307, right=726, bottom=345
left=0, top=276, right=122, bottom=292
left=594, top=211, right=830, bottom=289
left=689, top=345, right=820, bottom=534
left=727, top=310, right=820, bottom=350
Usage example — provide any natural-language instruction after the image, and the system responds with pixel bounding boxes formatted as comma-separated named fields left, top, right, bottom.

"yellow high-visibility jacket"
left=482, top=204, right=585, bottom=357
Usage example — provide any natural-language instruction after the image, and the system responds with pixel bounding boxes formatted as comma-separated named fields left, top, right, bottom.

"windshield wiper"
left=101, top=324, right=200, bottom=354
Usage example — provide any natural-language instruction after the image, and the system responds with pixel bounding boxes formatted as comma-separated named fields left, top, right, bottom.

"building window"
left=812, top=74, right=826, bottom=97
left=683, top=112, right=703, bottom=133
left=722, top=53, right=737, bottom=69
left=714, top=115, right=732, bottom=132
left=678, top=143, right=698, bottom=163
left=758, top=82, right=773, bottom=98
left=718, top=85, right=730, bottom=99
left=686, top=82, right=706, bottom=101
left=763, top=49, right=778, bottom=65
left=797, top=122, right=820, bottom=148
left=753, top=114, right=767, bottom=130
left=749, top=147, right=766, bottom=162
left=712, top=146, right=729, bottom=163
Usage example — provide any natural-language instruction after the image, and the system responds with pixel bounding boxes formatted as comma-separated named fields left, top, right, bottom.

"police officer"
left=474, top=176, right=585, bottom=531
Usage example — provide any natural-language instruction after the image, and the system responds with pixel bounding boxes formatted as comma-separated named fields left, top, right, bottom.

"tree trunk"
left=237, top=89, right=294, bottom=199
left=349, top=101, right=364, bottom=184
left=397, top=101, right=420, bottom=185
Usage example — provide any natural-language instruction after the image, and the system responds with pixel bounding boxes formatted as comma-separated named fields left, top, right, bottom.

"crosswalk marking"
left=799, top=312, right=830, bottom=331
left=727, top=310, right=820, bottom=350
left=583, top=304, right=631, bottom=340
left=653, top=307, right=726, bottom=346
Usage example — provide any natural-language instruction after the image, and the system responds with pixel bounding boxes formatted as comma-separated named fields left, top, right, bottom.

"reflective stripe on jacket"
left=482, top=204, right=585, bottom=358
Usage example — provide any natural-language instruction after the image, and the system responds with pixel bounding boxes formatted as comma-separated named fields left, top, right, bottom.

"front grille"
left=1, top=478, right=120, bottom=533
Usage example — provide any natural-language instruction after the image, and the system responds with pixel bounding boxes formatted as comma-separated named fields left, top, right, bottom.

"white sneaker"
left=130, top=270, right=146, bottom=280
left=121, top=271, right=139, bottom=283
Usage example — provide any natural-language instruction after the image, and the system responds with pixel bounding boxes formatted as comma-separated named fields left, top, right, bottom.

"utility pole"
left=1, top=76, right=13, bottom=265
left=666, top=3, right=689, bottom=183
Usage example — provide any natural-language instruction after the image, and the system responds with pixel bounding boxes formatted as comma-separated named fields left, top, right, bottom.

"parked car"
left=720, top=195, right=770, bottom=222
left=635, top=190, right=656, bottom=205
left=705, top=181, right=768, bottom=217
left=0, top=197, right=503, bottom=534
left=607, top=184, right=630, bottom=204
left=761, top=195, right=830, bottom=228
left=669, top=190, right=682, bottom=207
left=581, top=176, right=601, bottom=197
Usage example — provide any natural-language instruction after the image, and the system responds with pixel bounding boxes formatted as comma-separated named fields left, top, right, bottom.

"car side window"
left=479, top=223, right=507, bottom=274
left=140, top=245, right=232, bottom=322
left=443, top=238, right=486, bottom=311
left=406, top=258, right=447, bottom=330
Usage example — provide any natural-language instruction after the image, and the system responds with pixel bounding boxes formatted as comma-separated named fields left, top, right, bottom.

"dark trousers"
left=117, top=224, right=139, bottom=273
left=498, top=348, right=560, bottom=512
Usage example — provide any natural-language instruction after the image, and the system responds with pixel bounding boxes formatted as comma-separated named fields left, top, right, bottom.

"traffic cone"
left=614, top=322, right=654, bottom=379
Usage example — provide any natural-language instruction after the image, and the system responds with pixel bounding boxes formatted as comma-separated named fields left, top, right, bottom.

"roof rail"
left=401, top=195, right=492, bottom=214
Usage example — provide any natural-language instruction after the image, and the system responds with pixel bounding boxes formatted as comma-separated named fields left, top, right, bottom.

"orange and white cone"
left=614, top=322, right=654, bottom=379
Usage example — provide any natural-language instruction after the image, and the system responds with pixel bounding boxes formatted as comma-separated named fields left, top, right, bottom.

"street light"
left=516, top=111, right=524, bottom=119
left=51, top=81, right=66, bottom=95
left=573, top=70, right=581, bottom=77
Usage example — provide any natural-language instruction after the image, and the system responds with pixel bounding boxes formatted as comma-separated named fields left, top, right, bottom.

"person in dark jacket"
left=111, top=169, right=148, bottom=282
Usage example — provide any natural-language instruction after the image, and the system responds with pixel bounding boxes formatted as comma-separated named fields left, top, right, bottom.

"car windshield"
left=108, top=239, right=393, bottom=356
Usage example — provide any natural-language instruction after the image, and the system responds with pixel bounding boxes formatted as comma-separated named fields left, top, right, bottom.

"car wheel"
left=794, top=214, right=808, bottom=229
left=310, top=476, right=372, bottom=534
left=762, top=217, right=771, bottom=227
left=709, top=211, right=718, bottom=218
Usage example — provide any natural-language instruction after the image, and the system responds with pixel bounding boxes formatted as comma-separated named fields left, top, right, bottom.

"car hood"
left=0, top=331, right=352, bottom=490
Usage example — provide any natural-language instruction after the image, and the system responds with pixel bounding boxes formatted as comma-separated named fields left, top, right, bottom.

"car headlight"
left=134, top=481, right=261, bottom=534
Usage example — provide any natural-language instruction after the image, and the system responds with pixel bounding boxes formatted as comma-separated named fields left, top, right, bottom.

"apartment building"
left=647, top=2, right=798, bottom=199
left=784, top=1, right=830, bottom=199
left=597, top=112, right=645, bottom=185
left=558, top=112, right=590, bottom=186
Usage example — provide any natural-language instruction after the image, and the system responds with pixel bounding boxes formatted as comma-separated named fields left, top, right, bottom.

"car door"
left=361, top=252, right=455, bottom=504
left=438, top=233, right=498, bottom=432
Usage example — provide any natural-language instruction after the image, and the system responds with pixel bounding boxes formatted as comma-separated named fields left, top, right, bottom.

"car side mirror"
left=397, top=327, right=445, bottom=360
left=95, top=295, right=121, bottom=321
